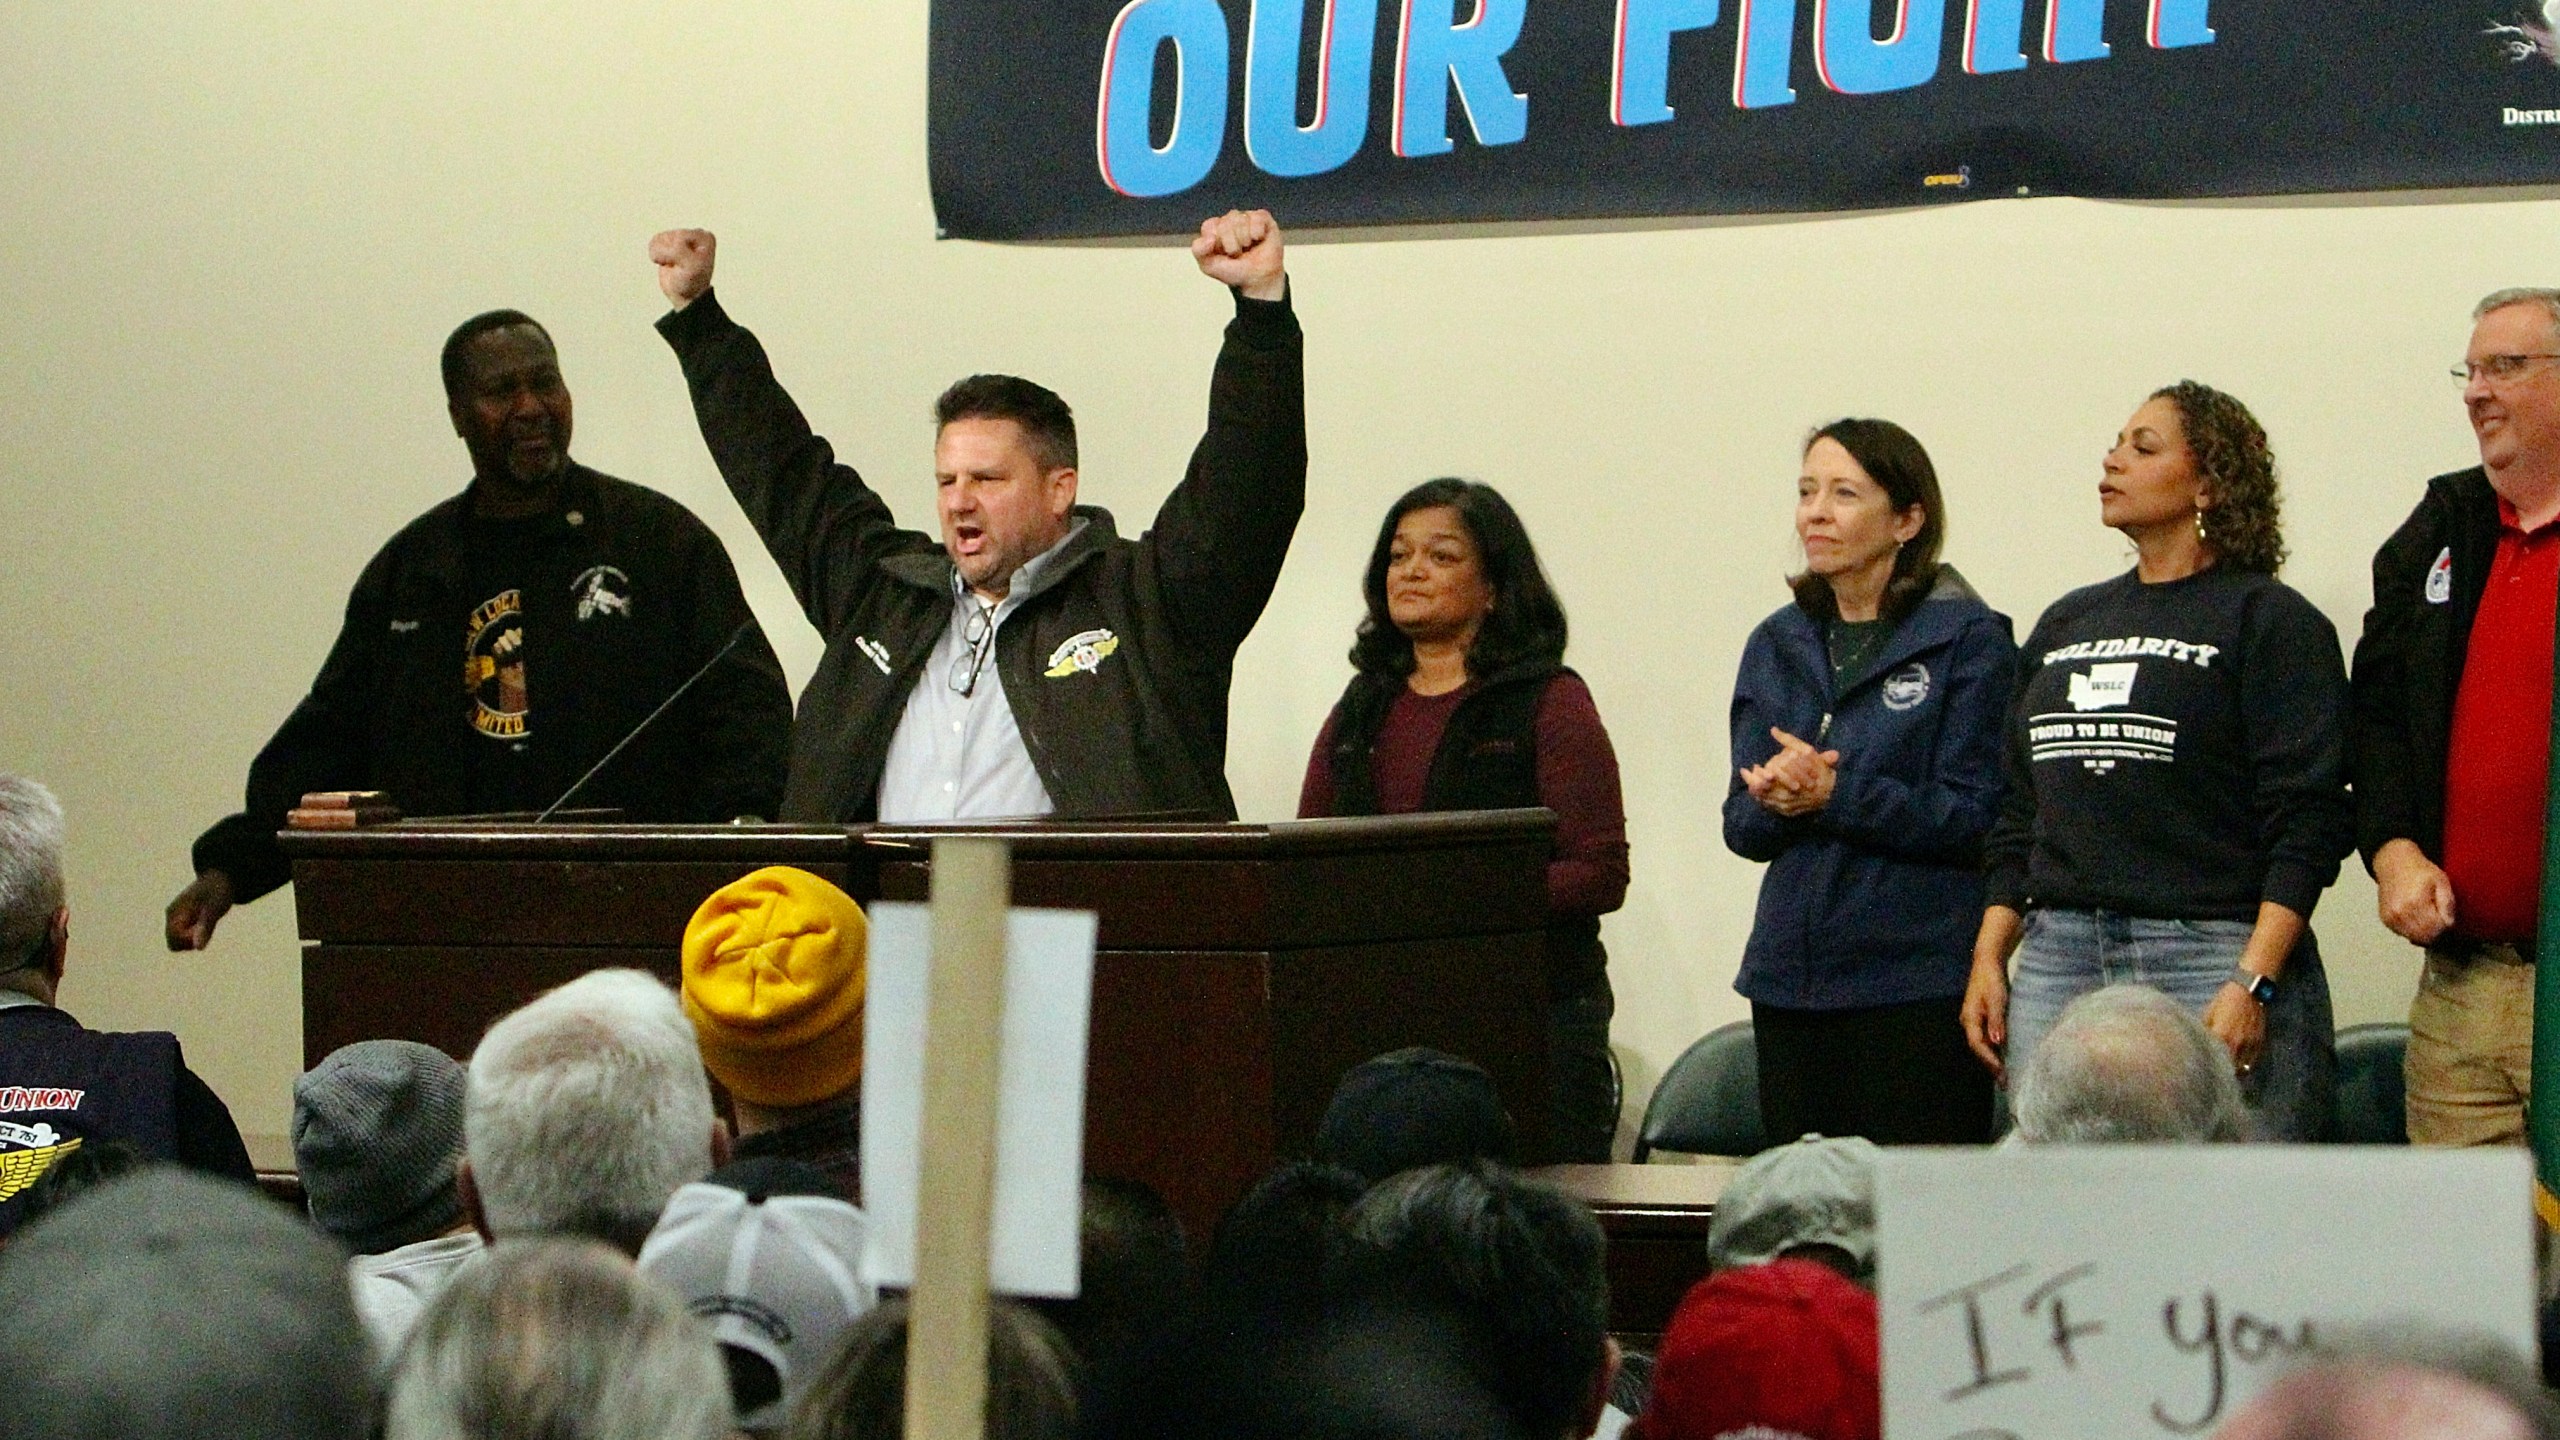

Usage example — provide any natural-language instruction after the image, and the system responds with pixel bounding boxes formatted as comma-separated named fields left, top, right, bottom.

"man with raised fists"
left=647, top=212, right=1304, bottom=822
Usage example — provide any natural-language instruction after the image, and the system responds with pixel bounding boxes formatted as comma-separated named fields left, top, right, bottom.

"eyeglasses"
left=2450, top=354, right=2560, bottom=386
left=950, top=600, right=998, bottom=696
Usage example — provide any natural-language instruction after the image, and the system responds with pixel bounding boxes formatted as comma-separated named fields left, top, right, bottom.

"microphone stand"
left=537, top=621, right=756, bottom=823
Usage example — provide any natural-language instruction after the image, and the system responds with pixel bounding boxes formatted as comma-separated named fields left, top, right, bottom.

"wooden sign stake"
left=905, top=837, right=1011, bottom=1440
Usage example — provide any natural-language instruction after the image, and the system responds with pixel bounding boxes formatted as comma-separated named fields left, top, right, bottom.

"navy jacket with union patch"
left=1723, top=568, right=2017, bottom=1010
left=658, top=287, right=1306, bottom=822
left=0, top=1002, right=255, bottom=1237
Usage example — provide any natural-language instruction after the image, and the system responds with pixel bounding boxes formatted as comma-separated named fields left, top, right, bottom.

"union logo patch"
left=0, top=1120, right=78, bottom=1203
left=1044, top=629, right=1120, bottom=678
left=573, top=565, right=633, bottom=621
left=1881, top=662, right=1932, bottom=712
left=465, top=589, right=530, bottom=740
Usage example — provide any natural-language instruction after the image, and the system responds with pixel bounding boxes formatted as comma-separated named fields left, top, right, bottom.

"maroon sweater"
left=1299, top=673, right=1630, bottom=917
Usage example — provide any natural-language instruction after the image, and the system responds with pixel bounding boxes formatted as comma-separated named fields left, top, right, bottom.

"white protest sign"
left=1876, top=1147, right=2533, bottom=1440
left=859, top=901, right=1097, bottom=1298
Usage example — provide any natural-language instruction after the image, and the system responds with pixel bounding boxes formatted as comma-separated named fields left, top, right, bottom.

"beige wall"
left=3, top=3, right=2545, bottom=1153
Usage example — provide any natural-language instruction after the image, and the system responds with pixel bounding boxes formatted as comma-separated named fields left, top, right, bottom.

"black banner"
left=929, top=1, right=2560, bottom=240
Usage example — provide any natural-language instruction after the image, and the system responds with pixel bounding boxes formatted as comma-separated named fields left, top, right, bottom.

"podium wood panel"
left=1082, top=950, right=1278, bottom=1248
left=1265, top=935, right=1548, bottom=1156
left=287, top=812, right=1556, bottom=1242
left=305, top=944, right=682, bottom=1062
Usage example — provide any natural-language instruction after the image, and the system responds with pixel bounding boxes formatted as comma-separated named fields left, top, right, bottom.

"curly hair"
left=2153, top=380, right=2285, bottom=575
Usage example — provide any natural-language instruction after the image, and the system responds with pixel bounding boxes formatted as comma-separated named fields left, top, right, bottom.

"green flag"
left=2534, top=627, right=2560, bottom=1226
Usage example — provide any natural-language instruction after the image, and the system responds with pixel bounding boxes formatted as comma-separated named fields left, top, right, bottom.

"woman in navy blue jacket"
left=1724, top=419, right=2016, bottom=1144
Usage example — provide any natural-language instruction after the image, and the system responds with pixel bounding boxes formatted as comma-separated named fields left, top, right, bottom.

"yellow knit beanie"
left=681, top=866, right=868, bottom=1108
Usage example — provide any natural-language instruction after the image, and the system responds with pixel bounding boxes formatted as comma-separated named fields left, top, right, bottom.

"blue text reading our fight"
left=1096, top=0, right=2216, bottom=197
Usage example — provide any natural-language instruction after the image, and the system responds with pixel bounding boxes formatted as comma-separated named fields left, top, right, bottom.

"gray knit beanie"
left=292, top=1039, right=467, bottom=1254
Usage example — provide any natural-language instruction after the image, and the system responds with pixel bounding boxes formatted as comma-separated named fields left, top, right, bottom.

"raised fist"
left=650, top=229, right=717, bottom=310
left=1191, top=210, right=1286, bottom=302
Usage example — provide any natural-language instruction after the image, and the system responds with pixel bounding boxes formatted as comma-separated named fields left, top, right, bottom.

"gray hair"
left=2475, top=287, right=2560, bottom=333
left=2220, top=1320, right=2560, bottom=1440
left=2011, top=984, right=2246, bottom=1144
left=386, top=1237, right=732, bottom=1440
left=466, top=969, right=714, bottom=1250
left=0, top=775, right=65, bottom=971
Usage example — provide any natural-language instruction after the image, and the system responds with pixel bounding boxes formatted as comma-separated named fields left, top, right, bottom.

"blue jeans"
left=2004, top=908, right=2335, bottom=1141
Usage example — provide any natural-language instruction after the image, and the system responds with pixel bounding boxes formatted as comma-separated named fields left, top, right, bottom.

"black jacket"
left=193, top=465, right=793, bottom=901
left=657, top=288, right=1306, bottom=822
left=2348, top=466, right=2503, bottom=869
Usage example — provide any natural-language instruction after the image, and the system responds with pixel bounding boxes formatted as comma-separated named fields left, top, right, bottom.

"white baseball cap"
left=639, top=1166, right=877, bottom=1431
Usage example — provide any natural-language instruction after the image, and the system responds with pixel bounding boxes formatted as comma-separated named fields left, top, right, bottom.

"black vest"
left=1326, top=663, right=1556, bottom=816
left=0, top=1007, right=181, bottom=1237
left=1321, top=664, right=1606, bottom=993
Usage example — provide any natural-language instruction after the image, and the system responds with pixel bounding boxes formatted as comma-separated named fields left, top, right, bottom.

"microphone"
left=538, top=621, right=757, bottom=822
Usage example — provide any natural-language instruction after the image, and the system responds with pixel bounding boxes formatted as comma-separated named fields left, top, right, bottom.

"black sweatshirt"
left=1983, top=566, right=2354, bottom=921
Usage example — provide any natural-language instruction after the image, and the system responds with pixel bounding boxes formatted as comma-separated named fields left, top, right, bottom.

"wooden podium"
left=284, top=810, right=1556, bottom=1241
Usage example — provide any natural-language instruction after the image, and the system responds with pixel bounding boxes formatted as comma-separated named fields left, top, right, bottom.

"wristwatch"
left=2229, top=966, right=2277, bottom=1004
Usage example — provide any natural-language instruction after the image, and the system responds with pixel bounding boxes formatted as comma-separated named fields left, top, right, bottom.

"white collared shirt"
left=874, top=524, right=1084, bottom=822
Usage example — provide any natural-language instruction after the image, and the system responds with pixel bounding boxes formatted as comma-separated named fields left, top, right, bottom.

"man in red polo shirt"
left=2351, top=287, right=2560, bottom=1146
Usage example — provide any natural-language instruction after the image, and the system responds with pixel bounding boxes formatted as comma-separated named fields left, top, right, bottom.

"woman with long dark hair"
left=1725, top=418, right=2016, bottom=1143
left=1960, top=382, right=2354, bottom=1139
left=1299, top=479, right=1631, bottom=1163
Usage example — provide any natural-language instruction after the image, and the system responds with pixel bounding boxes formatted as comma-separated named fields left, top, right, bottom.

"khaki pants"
left=2406, top=941, right=2535, bottom=1147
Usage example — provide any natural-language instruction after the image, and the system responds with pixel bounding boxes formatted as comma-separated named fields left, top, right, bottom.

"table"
left=1536, top=1160, right=1738, bottom=1343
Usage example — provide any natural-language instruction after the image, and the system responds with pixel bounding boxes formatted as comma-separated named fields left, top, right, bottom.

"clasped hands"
left=1739, top=726, right=1838, bottom=816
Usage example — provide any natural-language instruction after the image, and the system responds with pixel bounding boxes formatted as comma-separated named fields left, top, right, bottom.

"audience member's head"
left=463, top=968, right=721, bottom=1253
left=1026, top=1176, right=1188, bottom=1432
left=2011, top=984, right=2247, bottom=1144
left=1636, top=1258, right=1879, bottom=1440
left=0, top=773, right=69, bottom=1004
left=1332, top=1161, right=1616, bottom=1440
left=1316, top=1047, right=1517, bottom=1183
left=640, top=1157, right=877, bottom=1434
left=387, top=1236, right=733, bottom=1440
left=0, top=1167, right=372, bottom=1440
left=787, top=1297, right=1080, bottom=1440
left=295, top=1038, right=470, bottom=1254
left=2213, top=1322, right=2560, bottom=1440
left=1140, top=1161, right=1370, bottom=1439
left=682, top=866, right=868, bottom=1132
left=1202, top=1159, right=1370, bottom=1325
left=1706, top=1133, right=1879, bottom=1285
left=1249, top=1289, right=1542, bottom=1440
